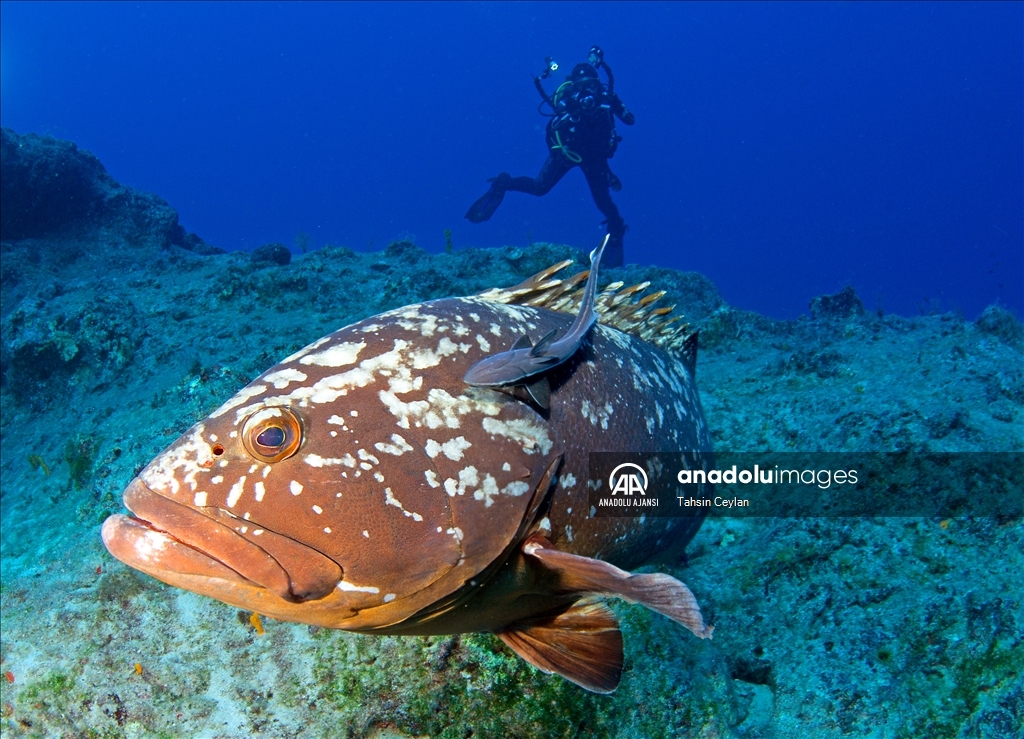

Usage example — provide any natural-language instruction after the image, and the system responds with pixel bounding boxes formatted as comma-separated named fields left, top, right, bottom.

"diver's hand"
left=611, top=94, right=635, bottom=125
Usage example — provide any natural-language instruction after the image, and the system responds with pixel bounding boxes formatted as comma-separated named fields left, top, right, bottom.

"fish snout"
left=101, top=513, right=251, bottom=585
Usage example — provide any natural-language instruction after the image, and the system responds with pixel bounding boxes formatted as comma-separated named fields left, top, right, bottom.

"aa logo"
left=609, top=463, right=648, bottom=496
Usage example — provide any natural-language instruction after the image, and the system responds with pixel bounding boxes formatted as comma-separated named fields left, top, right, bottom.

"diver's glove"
left=620, top=107, right=636, bottom=125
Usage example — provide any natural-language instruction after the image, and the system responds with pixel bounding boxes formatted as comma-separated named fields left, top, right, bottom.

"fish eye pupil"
left=256, top=426, right=286, bottom=447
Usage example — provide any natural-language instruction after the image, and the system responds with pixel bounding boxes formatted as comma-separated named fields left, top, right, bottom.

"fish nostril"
left=212, top=444, right=225, bottom=456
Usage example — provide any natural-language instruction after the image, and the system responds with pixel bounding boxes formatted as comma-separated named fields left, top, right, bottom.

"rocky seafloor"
left=1, top=128, right=1021, bottom=738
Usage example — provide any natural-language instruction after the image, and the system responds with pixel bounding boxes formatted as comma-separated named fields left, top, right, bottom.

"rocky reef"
left=1, top=131, right=1021, bottom=738
left=0, top=128, right=219, bottom=254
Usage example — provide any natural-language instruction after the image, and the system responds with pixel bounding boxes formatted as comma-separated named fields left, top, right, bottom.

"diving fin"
left=465, top=173, right=511, bottom=223
left=497, top=597, right=624, bottom=693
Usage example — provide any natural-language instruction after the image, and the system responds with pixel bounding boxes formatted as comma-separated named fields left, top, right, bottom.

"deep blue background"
left=1, top=1, right=1021, bottom=319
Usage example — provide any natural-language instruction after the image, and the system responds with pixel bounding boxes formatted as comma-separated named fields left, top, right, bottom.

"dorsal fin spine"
left=475, top=256, right=694, bottom=362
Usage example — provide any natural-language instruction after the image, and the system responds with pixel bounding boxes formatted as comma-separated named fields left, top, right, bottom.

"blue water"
left=1, top=1, right=1020, bottom=320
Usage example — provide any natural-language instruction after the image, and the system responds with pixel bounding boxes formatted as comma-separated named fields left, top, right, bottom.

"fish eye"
left=242, top=407, right=303, bottom=463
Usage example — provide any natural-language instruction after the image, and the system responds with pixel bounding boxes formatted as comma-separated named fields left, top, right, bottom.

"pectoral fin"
left=523, top=375, right=551, bottom=409
left=498, top=375, right=551, bottom=410
left=523, top=536, right=714, bottom=640
left=497, top=597, right=623, bottom=693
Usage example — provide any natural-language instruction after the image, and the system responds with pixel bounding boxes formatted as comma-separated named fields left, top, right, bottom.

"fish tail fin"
left=589, top=233, right=610, bottom=270
left=579, top=234, right=610, bottom=330
left=523, top=537, right=713, bottom=640
left=497, top=597, right=623, bottom=693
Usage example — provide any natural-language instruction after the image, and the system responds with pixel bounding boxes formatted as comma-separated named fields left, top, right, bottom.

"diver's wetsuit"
left=466, top=58, right=634, bottom=268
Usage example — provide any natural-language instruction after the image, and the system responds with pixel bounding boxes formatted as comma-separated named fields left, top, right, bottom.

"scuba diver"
left=465, top=46, right=635, bottom=268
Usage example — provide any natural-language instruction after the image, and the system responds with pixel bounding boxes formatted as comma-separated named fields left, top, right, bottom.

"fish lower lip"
left=107, top=478, right=342, bottom=602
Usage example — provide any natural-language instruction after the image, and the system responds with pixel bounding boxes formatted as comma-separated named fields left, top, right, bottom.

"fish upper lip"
left=102, top=512, right=255, bottom=588
left=116, top=477, right=342, bottom=602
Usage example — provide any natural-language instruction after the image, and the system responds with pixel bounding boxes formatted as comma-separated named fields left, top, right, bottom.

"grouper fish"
left=102, top=252, right=714, bottom=693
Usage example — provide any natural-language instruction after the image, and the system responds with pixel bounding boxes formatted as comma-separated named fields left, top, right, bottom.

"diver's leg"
left=465, top=154, right=573, bottom=223
left=504, top=153, right=573, bottom=196
left=607, top=167, right=622, bottom=192
left=581, top=160, right=625, bottom=268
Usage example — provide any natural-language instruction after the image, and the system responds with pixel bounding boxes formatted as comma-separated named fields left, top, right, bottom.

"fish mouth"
left=102, top=478, right=343, bottom=603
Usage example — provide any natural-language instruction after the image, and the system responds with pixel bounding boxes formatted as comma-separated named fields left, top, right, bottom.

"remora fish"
left=102, top=255, right=714, bottom=693
left=462, top=234, right=608, bottom=408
